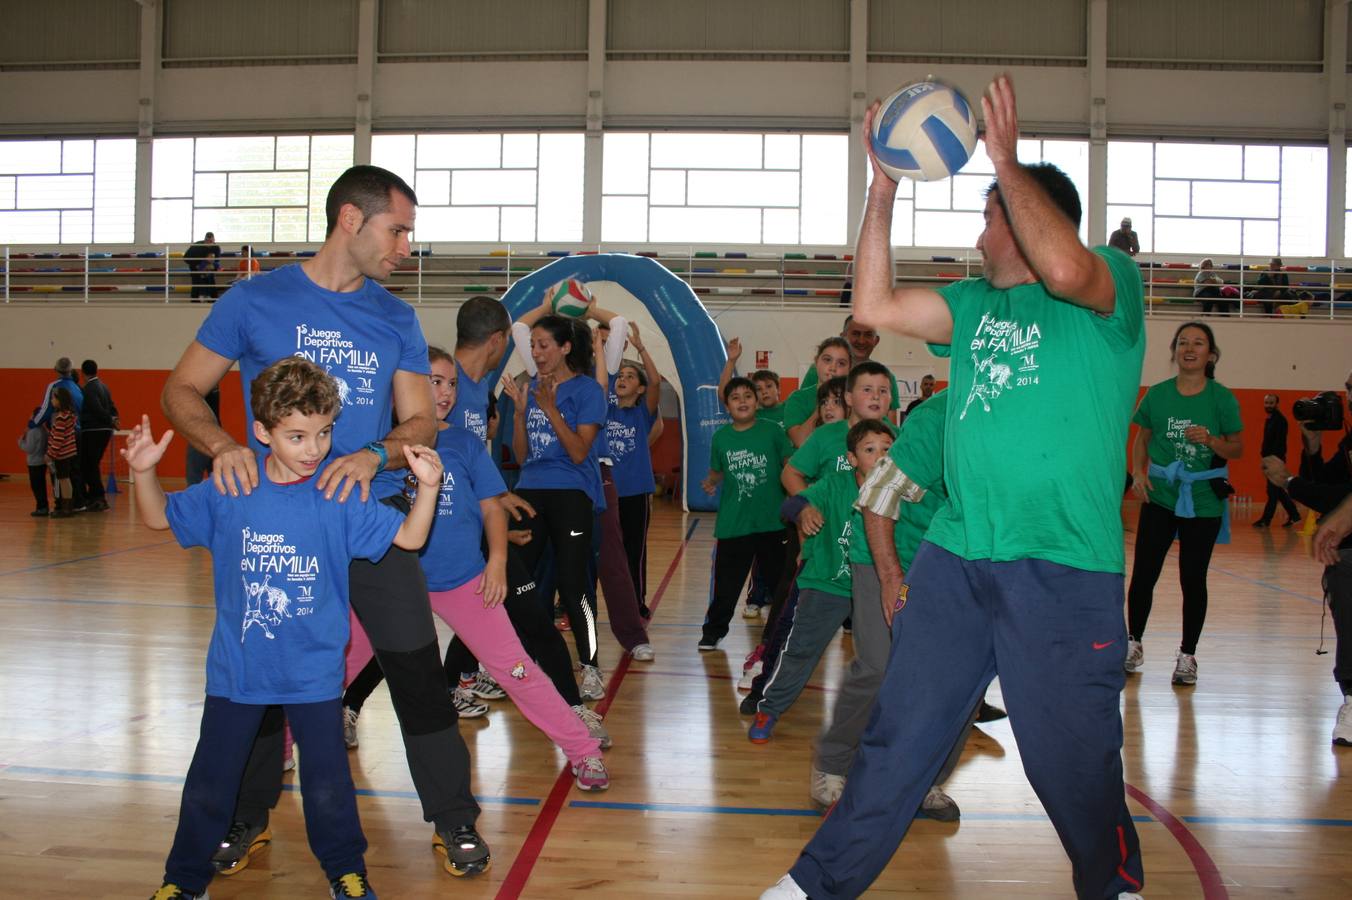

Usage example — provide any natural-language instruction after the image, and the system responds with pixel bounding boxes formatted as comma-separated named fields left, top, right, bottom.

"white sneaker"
left=1124, top=639, right=1144, bottom=672
left=572, top=755, right=610, bottom=791
left=631, top=643, right=655, bottom=662
left=809, top=766, right=845, bottom=810
left=572, top=703, right=613, bottom=749
left=742, top=604, right=763, bottom=619
left=738, top=659, right=764, bottom=692
left=760, top=874, right=809, bottom=900
left=921, top=784, right=960, bottom=821
left=282, top=753, right=296, bottom=773
left=1172, top=651, right=1198, bottom=686
left=1119, top=894, right=1144, bottom=900
left=464, top=667, right=506, bottom=700
left=342, top=705, right=359, bottom=749
left=1334, top=697, right=1352, bottom=746
left=452, top=686, right=489, bottom=718
left=580, top=664, right=606, bottom=700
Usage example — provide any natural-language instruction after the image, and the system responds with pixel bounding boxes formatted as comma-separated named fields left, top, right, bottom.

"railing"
left=1, top=245, right=1348, bottom=320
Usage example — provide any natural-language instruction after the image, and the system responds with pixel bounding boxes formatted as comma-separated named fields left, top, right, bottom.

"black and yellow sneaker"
left=209, top=819, right=272, bottom=875
left=431, top=824, right=491, bottom=876
left=329, top=871, right=377, bottom=898
left=150, top=884, right=207, bottom=899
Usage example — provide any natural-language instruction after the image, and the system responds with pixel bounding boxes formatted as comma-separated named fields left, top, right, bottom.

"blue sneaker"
left=748, top=710, right=778, bottom=743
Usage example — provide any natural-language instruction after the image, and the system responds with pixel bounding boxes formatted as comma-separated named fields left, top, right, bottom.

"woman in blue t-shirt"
left=501, top=315, right=609, bottom=699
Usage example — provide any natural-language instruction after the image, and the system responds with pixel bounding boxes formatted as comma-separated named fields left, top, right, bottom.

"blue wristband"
left=364, top=441, right=388, bottom=473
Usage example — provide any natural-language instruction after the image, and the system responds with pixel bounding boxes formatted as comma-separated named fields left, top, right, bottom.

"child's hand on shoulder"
left=403, top=444, right=443, bottom=487
left=120, top=414, right=174, bottom=474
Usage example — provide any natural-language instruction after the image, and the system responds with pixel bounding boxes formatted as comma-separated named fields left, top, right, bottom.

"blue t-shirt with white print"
left=194, top=263, right=430, bottom=468
left=606, top=400, right=656, bottom=498
left=516, top=373, right=607, bottom=510
left=450, top=358, right=492, bottom=442
left=165, top=468, right=403, bottom=705
left=417, top=425, right=508, bottom=591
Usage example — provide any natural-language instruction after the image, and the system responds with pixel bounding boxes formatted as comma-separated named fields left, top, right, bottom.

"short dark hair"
left=847, top=418, right=893, bottom=454
left=81, top=359, right=98, bottom=376
left=817, top=375, right=847, bottom=410
left=847, top=360, right=890, bottom=391
left=325, top=165, right=418, bottom=237
left=723, top=376, right=756, bottom=405
left=250, top=357, right=341, bottom=429
left=750, top=369, right=780, bottom=388
left=51, top=386, right=74, bottom=411
left=986, top=162, right=1081, bottom=228
left=456, top=296, right=511, bottom=348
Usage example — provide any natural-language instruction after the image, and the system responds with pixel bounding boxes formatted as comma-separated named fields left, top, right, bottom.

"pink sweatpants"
left=345, top=578, right=599, bottom=765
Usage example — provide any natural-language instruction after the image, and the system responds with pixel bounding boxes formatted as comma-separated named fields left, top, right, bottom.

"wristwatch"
left=364, top=440, right=388, bottom=473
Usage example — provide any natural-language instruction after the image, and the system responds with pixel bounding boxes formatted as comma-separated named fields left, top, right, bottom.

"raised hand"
left=628, top=321, right=645, bottom=351
left=861, top=99, right=898, bottom=190
left=534, top=375, right=558, bottom=413
left=499, top=373, right=527, bottom=408
left=120, top=414, right=175, bottom=474
left=726, top=337, right=743, bottom=363
left=403, top=444, right=444, bottom=488
left=980, top=74, right=1019, bottom=168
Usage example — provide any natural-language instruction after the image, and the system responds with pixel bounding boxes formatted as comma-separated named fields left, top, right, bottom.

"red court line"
left=1125, top=782, right=1229, bottom=899
left=494, top=517, right=701, bottom=900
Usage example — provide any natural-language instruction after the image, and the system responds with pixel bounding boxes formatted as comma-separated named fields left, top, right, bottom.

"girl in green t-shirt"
left=784, top=337, right=851, bottom=447
left=1126, top=322, right=1244, bottom=686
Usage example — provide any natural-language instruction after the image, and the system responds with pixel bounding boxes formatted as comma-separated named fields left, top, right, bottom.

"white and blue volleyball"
left=871, top=81, right=978, bottom=182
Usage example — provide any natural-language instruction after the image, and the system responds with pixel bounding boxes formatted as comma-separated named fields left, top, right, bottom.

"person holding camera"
left=1262, top=373, right=1352, bottom=745
left=1127, top=322, right=1244, bottom=686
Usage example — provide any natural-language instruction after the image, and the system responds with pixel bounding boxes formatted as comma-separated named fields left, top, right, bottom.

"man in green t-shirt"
left=765, top=76, right=1146, bottom=900
left=701, top=377, right=794, bottom=651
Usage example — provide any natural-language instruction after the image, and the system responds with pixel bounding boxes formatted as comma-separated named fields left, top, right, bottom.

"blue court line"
left=0, top=764, right=539, bottom=807
left=1183, top=814, right=1352, bottom=828
left=0, top=539, right=178, bottom=578
left=1205, top=561, right=1324, bottom=606
left=569, top=799, right=819, bottom=817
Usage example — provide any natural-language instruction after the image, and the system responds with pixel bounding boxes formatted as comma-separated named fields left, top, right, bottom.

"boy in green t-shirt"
left=700, top=377, right=794, bottom=650
left=748, top=420, right=894, bottom=744
left=783, top=360, right=896, bottom=498
left=752, top=370, right=785, bottom=427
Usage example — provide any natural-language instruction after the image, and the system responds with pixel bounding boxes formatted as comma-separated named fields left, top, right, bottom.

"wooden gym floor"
left=0, top=480, right=1349, bottom=899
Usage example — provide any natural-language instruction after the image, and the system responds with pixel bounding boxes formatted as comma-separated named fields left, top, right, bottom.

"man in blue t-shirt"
left=160, top=165, right=492, bottom=879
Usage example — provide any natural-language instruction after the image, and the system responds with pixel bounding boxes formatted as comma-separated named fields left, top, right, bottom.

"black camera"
left=1292, top=391, right=1345, bottom=431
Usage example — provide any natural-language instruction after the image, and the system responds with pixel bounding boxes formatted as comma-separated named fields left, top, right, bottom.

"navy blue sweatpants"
left=789, top=542, right=1143, bottom=900
left=163, top=696, right=366, bottom=893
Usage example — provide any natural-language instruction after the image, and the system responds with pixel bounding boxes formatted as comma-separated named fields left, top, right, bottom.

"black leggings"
left=1127, top=500, right=1223, bottom=655
left=617, top=493, right=651, bottom=604
left=513, top=488, right=598, bottom=667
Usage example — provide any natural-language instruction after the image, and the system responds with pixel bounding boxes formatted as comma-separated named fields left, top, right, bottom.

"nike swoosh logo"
left=1092, top=640, right=1116, bottom=650
left=570, top=530, right=584, bottom=537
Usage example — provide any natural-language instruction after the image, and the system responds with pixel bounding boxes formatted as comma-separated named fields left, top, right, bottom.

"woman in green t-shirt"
left=1126, top=322, right=1244, bottom=686
left=784, top=337, right=851, bottom=447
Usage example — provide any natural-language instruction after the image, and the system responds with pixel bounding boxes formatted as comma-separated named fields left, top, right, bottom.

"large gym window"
left=1106, top=140, right=1326, bottom=258
left=370, top=133, right=584, bottom=243
left=150, top=135, right=355, bottom=245
left=601, top=132, right=848, bottom=246
left=0, top=138, right=135, bottom=245
left=886, top=137, right=1090, bottom=250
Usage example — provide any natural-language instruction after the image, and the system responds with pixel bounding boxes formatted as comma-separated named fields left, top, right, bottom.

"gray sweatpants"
left=759, top=587, right=852, bottom=718
left=815, top=563, right=973, bottom=783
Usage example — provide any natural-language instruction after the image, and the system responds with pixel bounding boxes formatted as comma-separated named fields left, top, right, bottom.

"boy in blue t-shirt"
left=126, top=357, right=441, bottom=900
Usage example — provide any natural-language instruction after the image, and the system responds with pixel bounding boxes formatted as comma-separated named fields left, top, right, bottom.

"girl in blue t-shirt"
left=346, top=346, right=609, bottom=791
left=606, top=328, right=663, bottom=615
left=501, top=315, right=610, bottom=699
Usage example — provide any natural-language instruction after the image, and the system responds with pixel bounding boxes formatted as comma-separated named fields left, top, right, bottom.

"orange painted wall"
left=5, top=368, right=1344, bottom=496
left=5, top=368, right=247, bottom=479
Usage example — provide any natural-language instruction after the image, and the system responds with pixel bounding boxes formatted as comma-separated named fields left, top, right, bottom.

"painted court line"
left=1126, top=782, right=1229, bottom=899
left=494, top=517, right=700, bottom=900
left=0, top=539, right=178, bottom=578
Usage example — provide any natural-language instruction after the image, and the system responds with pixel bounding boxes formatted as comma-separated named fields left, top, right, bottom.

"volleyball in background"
left=870, top=80, right=978, bottom=182
left=547, top=278, right=592, bottom=317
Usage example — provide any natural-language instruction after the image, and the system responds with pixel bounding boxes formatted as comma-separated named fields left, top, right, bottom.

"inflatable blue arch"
left=496, top=253, right=727, bottom=511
